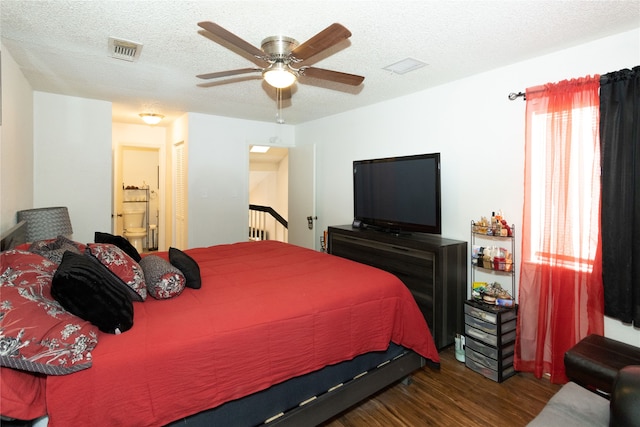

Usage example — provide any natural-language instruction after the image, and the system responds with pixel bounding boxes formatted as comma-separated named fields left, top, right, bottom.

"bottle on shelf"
left=489, top=212, right=496, bottom=235
left=490, top=211, right=502, bottom=236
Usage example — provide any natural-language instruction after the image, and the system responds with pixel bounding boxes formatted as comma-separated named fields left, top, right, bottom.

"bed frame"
left=0, top=221, right=436, bottom=427
left=169, top=349, right=430, bottom=427
left=269, top=351, right=428, bottom=427
left=0, top=221, right=26, bottom=251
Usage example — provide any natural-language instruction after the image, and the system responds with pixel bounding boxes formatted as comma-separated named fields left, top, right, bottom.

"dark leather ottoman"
left=564, top=334, right=640, bottom=394
left=610, top=365, right=640, bottom=426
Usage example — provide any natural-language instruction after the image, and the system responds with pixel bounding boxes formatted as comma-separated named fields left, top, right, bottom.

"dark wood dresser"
left=327, top=225, right=467, bottom=350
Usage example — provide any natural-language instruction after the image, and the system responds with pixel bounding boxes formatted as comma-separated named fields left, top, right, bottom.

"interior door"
left=173, top=142, right=187, bottom=249
left=288, top=143, right=316, bottom=249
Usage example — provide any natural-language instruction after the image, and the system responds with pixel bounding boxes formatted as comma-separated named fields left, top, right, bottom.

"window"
left=527, top=105, right=600, bottom=272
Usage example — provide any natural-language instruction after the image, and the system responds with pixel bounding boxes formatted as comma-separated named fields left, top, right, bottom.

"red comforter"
left=40, top=241, right=438, bottom=426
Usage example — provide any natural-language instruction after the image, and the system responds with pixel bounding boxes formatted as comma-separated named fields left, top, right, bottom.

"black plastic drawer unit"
left=463, top=299, right=518, bottom=383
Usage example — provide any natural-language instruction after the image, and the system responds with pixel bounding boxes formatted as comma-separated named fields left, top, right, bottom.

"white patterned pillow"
left=139, top=255, right=186, bottom=300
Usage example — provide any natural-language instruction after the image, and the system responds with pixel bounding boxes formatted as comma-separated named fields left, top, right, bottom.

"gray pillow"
left=139, top=255, right=186, bottom=300
left=29, top=235, right=84, bottom=264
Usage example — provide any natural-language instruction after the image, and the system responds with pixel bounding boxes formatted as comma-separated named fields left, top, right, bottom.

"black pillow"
left=169, top=247, right=202, bottom=289
left=94, top=231, right=141, bottom=262
left=51, top=251, right=134, bottom=334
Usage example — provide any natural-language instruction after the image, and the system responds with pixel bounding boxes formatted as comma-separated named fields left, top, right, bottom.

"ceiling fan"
left=196, top=22, right=365, bottom=90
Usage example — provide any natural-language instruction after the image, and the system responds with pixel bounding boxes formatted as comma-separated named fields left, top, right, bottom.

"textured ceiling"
left=2, top=1, right=639, bottom=125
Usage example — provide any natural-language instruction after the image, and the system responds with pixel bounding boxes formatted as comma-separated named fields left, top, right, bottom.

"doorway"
left=246, top=143, right=317, bottom=249
left=113, top=144, right=166, bottom=251
left=248, top=146, right=289, bottom=242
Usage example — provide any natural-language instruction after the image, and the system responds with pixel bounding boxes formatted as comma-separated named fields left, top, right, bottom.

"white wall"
left=299, top=28, right=640, bottom=345
left=33, top=92, right=112, bottom=243
left=186, top=112, right=294, bottom=248
left=122, top=149, right=159, bottom=193
left=250, top=165, right=279, bottom=206
left=0, top=44, right=34, bottom=232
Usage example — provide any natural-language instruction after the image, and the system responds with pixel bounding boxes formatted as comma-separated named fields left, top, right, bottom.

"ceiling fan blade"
left=300, top=67, right=365, bottom=86
left=198, top=21, right=266, bottom=60
left=197, top=68, right=262, bottom=80
left=291, top=23, right=352, bottom=62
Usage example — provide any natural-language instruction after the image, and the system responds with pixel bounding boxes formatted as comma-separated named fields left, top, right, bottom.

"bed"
left=0, top=221, right=439, bottom=427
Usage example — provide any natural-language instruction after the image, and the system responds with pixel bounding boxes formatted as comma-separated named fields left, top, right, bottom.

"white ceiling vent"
left=108, top=37, right=143, bottom=62
left=383, top=58, right=427, bottom=75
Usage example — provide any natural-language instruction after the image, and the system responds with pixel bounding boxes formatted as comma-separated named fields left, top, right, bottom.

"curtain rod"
left=511, top=70, right=617, bottom=101
left=509, top=86, right=548, bottom=101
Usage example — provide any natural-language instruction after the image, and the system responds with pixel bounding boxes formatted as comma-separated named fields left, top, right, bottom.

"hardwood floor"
left=322, top=346, right=562, bottom=427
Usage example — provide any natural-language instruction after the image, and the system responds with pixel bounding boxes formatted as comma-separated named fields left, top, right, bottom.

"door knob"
left=307, top=216, right=317, bottom=230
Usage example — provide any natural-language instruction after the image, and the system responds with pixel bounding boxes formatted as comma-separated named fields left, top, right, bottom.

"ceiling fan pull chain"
left=276, top=88, right=285, bottom=124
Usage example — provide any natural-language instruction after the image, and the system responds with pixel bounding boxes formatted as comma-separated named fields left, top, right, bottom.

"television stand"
left=327, top=225, right=467, bottom=350
left=375, top=226, right=413, bottom=236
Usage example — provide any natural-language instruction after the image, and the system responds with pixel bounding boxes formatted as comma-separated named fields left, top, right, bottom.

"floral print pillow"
left=0, top=250, right=98, bottom=375
left=86, top=243, right=146, bottom=301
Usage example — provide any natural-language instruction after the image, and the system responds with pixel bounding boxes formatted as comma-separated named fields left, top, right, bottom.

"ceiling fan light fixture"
left=263, top=63, right=296, bottom=88
left=139, top=113, right=164, bottom=125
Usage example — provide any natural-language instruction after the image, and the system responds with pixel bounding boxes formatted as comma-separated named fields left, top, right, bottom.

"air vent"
left=383, top=57, right=427, bottom=75
left=108, top=37, right=143, bottom=62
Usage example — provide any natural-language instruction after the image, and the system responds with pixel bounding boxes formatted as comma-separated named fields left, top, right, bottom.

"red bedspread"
left=45, top=241, right=438, bottom=426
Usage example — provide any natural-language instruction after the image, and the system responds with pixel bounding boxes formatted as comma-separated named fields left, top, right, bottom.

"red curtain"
left=514, top=76, right=604, bottom=383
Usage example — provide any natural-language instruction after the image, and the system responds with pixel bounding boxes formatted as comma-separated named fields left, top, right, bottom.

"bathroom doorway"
left=113, top=144, right=165, bottom=251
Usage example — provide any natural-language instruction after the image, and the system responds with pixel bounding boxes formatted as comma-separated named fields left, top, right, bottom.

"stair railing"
left=249, top=204, right=288, bottom=242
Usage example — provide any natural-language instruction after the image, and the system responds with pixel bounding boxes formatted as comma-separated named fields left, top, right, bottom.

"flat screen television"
left=353, top=153, right=441, bottom=235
